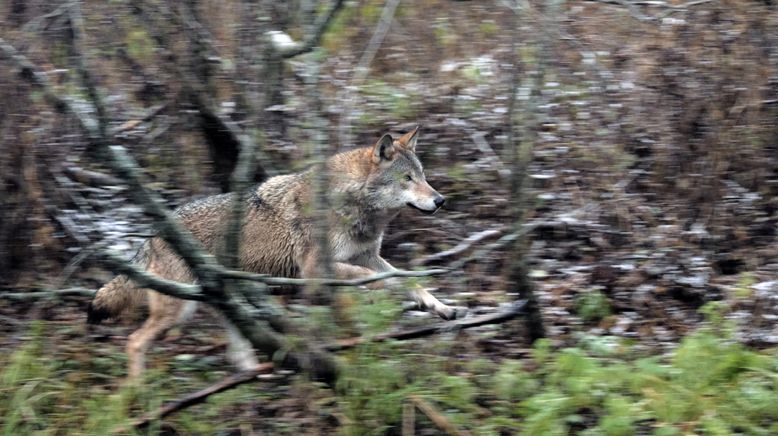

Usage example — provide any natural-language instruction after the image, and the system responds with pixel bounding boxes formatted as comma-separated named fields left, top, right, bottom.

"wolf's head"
left=366, top=126, right=445, bottom=214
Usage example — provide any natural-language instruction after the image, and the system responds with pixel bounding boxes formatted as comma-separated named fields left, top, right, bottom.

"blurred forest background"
left=1, top=0, right=778, bottom=434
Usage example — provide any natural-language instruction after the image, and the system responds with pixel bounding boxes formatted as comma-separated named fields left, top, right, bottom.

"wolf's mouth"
left=406, top=202, right=438, bottom=215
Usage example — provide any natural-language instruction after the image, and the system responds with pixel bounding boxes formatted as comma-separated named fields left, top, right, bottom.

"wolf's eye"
left=405, top=174, right=413, bottom=182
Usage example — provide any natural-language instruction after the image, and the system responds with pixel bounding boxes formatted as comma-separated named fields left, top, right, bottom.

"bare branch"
left=411, top=227, right=505, bottom=267
left=1, top=288, right=95, bottom=300
left=105, top=145, right=223, bottom=279
left=471, top=132, right=511, bottom=182
left=0, top=37, right=100, bottom=139
left=21, top=2, right=72, bottom=33
left=338, top=0, right=401, bottom=146
left=0, top=37, right=338, bottom=383
left=217, top=267, right=450, bottom=287
left=68, top=1, right=108, bottom=136
left=276, top=0, right=346, bottom=59
left=403, top=401, right=416, bottom=436
left=326, top=301, right=526, bottom=352
left=95, top=250, right=205, bottom=301
left=223, top=119, right=261, bottom=269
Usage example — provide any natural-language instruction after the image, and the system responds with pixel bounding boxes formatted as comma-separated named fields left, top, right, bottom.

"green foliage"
left=125, top=29, right=155, bottom=62
left=7, top=303, right=778, bottom=434
left=337, top=310, right=778, bottom=434
left=576, top=288, right=612, bottom=323
left=0, top=322, right=269, bottom=434
left=734, top=271, right=756, bottom=299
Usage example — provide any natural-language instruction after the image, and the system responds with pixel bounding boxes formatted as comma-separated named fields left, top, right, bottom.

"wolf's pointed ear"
left=396, top=125, right=421, bottom=152
left=372, top=133, right=396, bottom=163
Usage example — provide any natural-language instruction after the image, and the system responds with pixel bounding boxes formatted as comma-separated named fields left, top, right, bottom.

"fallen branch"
left=408, top=395, right=471, bottom=436
left=326, top=300, right=526, bottom=352
left=117, top=362, right=274, bottom=433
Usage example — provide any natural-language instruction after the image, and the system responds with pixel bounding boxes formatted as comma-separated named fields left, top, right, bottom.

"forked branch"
left=276, top=0, right=346, bottom=58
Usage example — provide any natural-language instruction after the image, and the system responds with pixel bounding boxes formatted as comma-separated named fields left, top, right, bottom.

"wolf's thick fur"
left=88, top=127, right=462, bottom=378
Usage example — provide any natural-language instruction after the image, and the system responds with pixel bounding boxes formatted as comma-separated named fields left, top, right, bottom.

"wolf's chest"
left=329, top=232, right=380, bottom=262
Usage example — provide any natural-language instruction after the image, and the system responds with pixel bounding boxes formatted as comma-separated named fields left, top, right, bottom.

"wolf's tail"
left=87, top=246, right=149, bottom=324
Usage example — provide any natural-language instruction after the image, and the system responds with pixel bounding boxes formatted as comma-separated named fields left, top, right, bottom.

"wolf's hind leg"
left=127, top=294, right=197, bottom=379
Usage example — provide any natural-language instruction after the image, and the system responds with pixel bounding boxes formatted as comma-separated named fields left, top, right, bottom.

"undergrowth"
left=337, top=300, right=778, bottom=435
left=3, top=301, right=778, bottom=434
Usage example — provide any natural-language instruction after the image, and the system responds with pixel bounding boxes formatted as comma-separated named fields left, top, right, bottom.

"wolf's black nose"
left=434, top=195, right=445, bottom=208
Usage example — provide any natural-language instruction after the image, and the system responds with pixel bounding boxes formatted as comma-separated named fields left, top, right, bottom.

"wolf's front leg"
left=362, top=255, right=466, bottom=320
left=301, top=255, right=382, bottom=287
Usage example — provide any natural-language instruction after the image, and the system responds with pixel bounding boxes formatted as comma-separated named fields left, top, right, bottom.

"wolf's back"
left=87, top=248, right=149, bottom=324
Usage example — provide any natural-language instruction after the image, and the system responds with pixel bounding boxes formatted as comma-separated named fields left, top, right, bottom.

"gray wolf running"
left=87, top=126, right=463, bottom=378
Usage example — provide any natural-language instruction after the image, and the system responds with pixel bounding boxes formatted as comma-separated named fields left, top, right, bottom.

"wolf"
left=87, top=126, right=465, bottom=378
